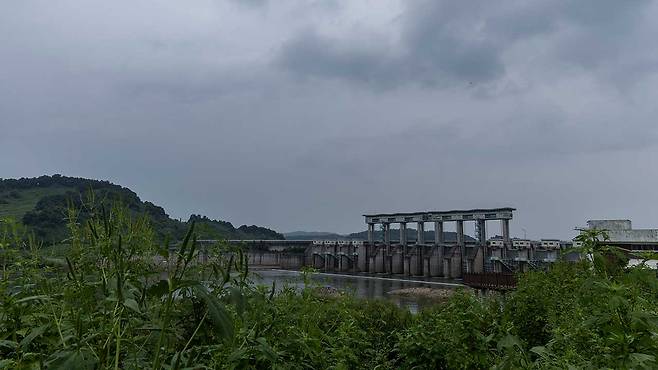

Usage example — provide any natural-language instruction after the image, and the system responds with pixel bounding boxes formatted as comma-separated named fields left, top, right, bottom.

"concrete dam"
left=198, top=207, right=563, bottom=279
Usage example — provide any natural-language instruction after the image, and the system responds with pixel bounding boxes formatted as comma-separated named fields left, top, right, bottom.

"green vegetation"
left=0, top=175, right=283, bottom=243
left=1, top=199, right=657, bottom=369
left=0, top=185, right=71, bottom=221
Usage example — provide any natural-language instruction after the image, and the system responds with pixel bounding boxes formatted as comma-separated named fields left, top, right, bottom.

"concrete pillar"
left=400, top=222, right=407, bottom=246
left=383, top=223, right=391, bottom=273
left=368, top=245, right=378, bottom=273
left=367, top=223, right=375, bottom=244
left=502, top=219, right=510, bottom=259
left=456, top=220, right=464, bottom=245
left=392, top=251, right=404, bottom=274
left=477, top=219, right=487, bottom=273
left=383, top=223, right=391, bottom=246
left=473, top=245, right=484, bottom=273
left=377, top=247, right=385, bottom=273
left=357, top=244, right=367, bottom=272
left=502, top=219, right=510, bottom=243
left=457, top=220, right=465, bottom=276
left=438, top=246, right=445, bottom=276
left=409, top=254, right=419, bottom=275
left=425, top=245, right=443, bottom=277
left=339, top=246, right=350, bottom=272
left=434, top=221, right=444, bottom=244
left=416, top=245, right=424, bottom=275
left=368, top=254, right=376, bottom=273
left=432, top=222, right=444, bottom=276
left=477, top=219, right=486, bottom=244
left=417, top=222, right=425, bottom=245
left=452, top=253, right=462, bottom=278
left=353, top=245, right=366, bottom=272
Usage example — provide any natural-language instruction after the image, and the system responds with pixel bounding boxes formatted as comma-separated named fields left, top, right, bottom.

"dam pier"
left=311, top=207, right=515, bottom=279
left=200, top=207, right=537, bottom=279
left=198, top=208, right=658, bottom=281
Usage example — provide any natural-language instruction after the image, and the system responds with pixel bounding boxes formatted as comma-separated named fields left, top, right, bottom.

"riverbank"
left=270, top=268, right=466, bottom=288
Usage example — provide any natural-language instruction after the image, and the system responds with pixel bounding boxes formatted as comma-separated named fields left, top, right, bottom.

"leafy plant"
left=2, top=207, right=657, bottom=369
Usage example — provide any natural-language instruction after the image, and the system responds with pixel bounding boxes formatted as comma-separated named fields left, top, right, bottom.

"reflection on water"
left=252, top=269, right=462, bottom=313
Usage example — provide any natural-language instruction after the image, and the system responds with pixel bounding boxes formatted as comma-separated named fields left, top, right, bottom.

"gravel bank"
left=387, top=287, right=456, bottom=300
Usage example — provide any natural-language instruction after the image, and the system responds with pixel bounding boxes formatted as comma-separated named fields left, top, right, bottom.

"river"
left=251, top=269, right=463, bottom=313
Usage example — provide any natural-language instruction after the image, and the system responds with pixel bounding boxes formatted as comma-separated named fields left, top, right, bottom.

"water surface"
left=252, top=269, right=463, bottom=313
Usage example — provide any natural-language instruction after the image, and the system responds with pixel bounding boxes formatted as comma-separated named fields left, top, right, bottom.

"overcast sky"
left=2, top=0, right=658, bottom=239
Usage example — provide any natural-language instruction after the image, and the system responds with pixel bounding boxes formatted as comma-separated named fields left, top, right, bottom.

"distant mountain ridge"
left=0, top=175, right=284, bottom=243
left=284, top=231, right=348, bottom=240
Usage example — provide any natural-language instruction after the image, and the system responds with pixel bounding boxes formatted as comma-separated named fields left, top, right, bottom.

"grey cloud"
left=277, top=0, right=655, bottom=90
left=230, top=0, right=268, bottom=8
left=2, top=0, right=658, bottom=239
left=277, top=30, right=397, bottom=88
left=277, top=2, right=506, bottom=88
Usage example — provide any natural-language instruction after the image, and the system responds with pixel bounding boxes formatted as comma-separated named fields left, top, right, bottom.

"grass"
left=0, top=185, right=72, bottom=222
left=2, top=201, right=658, bottom=369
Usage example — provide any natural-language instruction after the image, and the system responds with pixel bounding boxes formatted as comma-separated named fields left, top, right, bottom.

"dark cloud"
left=277, top=2, right=507, bottom=88
left=277, top=30, right=397, bottom=88
left=2, top=0, right=658, bottom=239
left=277, top=0, right=654, bottom=90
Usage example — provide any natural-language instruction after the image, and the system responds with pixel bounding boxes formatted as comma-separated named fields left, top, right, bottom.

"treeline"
left=0, top=175, right=283, bottom=243
left=188, top=214, right=284, bottom=240
left=0, top=174, right=132, bottom=195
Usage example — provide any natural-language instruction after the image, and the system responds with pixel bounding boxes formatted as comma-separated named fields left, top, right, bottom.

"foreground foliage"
left=1, top=201, right=657, bottom=369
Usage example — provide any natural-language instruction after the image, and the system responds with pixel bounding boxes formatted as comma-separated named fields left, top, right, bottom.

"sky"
left=2, top=0, right=658, bottom=239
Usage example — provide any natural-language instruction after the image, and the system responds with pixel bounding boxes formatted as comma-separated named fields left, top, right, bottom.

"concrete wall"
left=248, top=253, right=279, bottom=266
left=357, top=245, right=368, bottom=272
left=473, top=247, right=484, bottom=273
left=428, top=248, right=443, bottom=277
left=392, top=252, right=404, bottom=274
left=587, top=219, right=632, bottom=230
left=450, top=255, right=462, bottom=278
left=534, top=250, right=559, bottom=262
left=586, top=219, right=658, bottom=243
left=608, top=229, right=658, bottom=242
left=245, top=252, right=306, bottom=269
left=280, top=254, right=305, bottom=269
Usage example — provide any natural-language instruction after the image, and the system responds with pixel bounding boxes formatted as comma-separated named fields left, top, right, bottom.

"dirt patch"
left=313, top=286, right=344, bottom=297
left=387, top=287, right=455, bottom=300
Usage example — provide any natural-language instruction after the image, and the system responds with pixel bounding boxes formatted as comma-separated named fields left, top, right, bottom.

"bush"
left=397, top=290, right=503, bottom=369
left=2, top=203, right=657, bottom=369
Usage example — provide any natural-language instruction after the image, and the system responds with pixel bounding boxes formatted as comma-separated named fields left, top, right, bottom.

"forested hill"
left=0, top=175, right=284, bottom=243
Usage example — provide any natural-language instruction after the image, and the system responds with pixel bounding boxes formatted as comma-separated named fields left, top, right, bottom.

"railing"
left=463, top=273, right=517, bottom=290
